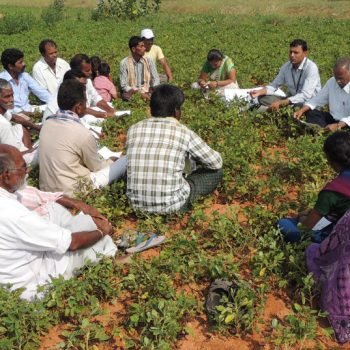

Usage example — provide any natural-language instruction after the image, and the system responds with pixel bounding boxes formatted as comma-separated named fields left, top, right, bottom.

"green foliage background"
left=0, top=4, right=347, bottom=349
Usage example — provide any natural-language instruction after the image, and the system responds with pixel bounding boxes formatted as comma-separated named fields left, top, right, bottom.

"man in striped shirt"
left=126, top=84, right=223, bottom=214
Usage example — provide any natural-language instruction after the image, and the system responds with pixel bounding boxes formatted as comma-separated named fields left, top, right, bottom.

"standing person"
left=141, top=28, right=173, bottom=83
left=0, top=48, right=51, bottom=113
left=126, top=84, right=223, bottom=214
left=193, top=49, right=239, bottom=94
left=32, top=39, right=70, bottom=95
left=120, top=36, right=160, bottom=101
left=39, top=79, right=127, bottom=197
left=0, top=144, right=117, bottom=301
left=250, top=39, right=321, bottom=112
left=277, top=131, right=350, bottom=243
left=294, top=57, right=350, bottom=131
left=93, top=62, right=118, bottom=102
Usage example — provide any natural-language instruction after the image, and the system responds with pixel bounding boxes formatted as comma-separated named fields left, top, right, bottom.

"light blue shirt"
left=0, top=70, right=51, bottom=112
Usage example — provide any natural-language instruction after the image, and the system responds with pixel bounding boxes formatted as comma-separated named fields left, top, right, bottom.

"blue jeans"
left=277, top=217, right=333, bottom=243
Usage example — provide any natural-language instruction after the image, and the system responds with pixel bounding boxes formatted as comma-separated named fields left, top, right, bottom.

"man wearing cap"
left=141, top=28, right=173, bottom=83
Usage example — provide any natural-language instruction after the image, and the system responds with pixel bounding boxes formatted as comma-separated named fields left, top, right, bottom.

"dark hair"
left=39, top=39, right=57, bottom=55
left=129, top=36, right=143, bottom=50
left=1, top=48, right=24, bottom=70
left=207, top=49, right=224, bottom=62
left=98, top=62, right=110, bottom=77
left=90, top=56, right=101, bottom=79
left=290, top=39, right=308, bottom=51
left=150, top=84, right=185, bottom=117
left=63, top=69, right=86, bottom=81
left=57, top=79, right=86, bottom=110
left=70, top=53, right=90, bottom=70
left=323, top=131, right=350, bottom=170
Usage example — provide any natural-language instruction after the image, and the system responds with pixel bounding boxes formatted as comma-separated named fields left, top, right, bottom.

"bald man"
left=295, top=57, right=350, bottom=131
left=0, top=144, right=117, bottom=300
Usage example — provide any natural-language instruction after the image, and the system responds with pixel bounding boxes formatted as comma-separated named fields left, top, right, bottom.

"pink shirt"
left=93, top=75, right=117, bottom=102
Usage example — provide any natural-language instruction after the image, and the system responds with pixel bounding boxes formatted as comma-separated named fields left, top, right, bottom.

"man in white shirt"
left=250, top=39, right=321, bottom=112
left=141, top=28, right=173, bottom=83
left=0, top=144, right=117, bottom=300
left=0, top=78, right=38, bottom=165
left=32, top=39, right=70, bottom=95
left=294, top=58, right=350, bottom=131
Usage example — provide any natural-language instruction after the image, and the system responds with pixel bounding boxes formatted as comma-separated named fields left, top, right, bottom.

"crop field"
left=1, top=1, right=350, bottom=349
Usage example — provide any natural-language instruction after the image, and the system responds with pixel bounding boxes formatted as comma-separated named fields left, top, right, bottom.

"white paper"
left=98, top=146, right=122, bottom=160
left=115, top=110, right=131, bottom=117
left=312, top=217, right=332, bottom=231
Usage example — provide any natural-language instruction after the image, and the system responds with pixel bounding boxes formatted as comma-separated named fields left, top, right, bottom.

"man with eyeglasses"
left=141, top=28, right=173, bottom=83
left=0, top=144, right=118, bottom=300
left=250, top=39, right=321, bottom=112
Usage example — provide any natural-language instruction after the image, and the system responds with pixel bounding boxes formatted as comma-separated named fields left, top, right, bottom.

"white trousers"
left=90, top=156, right=127, bottom=189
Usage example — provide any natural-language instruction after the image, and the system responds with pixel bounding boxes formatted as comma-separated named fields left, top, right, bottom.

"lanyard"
left=291, top=58, right=307, bottom=93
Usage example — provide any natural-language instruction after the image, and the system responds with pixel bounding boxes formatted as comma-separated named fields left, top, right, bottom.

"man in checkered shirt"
left=126, top=84, right=223, bottom=214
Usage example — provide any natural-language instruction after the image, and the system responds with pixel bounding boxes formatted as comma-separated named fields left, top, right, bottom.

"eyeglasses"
left=7, top=164, right=30, bottom=173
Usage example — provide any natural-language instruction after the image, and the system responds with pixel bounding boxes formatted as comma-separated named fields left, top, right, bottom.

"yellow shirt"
left=144, top=44, right=165, bottom=62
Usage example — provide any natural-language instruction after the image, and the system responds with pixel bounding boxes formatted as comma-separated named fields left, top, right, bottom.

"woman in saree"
left=306, top=209, right=350, bottom=343
left=194, top=49, right=239, bottom=93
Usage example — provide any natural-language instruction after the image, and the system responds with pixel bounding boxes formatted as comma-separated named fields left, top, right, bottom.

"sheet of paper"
left=98, top=146, right=122, bottom=160
left=312, top=217, right=332, bottom=231
left=115, top=110, right=131, bottom=117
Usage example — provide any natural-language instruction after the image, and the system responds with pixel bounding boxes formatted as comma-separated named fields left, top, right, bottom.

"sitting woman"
left=193, top=49, right=239, bottom=93
left=306, top=209, right=350, bottom=344
left=277, top=131, right=350, bottom=243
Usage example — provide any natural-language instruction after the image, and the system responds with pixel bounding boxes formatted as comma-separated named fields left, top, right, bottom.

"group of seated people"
left=1, top=30, right=350, bottom=343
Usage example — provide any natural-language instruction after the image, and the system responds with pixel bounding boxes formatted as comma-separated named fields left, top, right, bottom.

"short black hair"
left=1, top=48, right=24, bottom=70
left=63, top=69, right=86, bottom=81
left=207, top=49, right=224, bottom=62
left=98, top=62, right=110, bottom=77
left=39, top=39, right=57, bottom=55
left=150, top=84, right=185, bottom=117
left=290, top=39, right=308, bottom=51
left=129, top=36, right=143, bottom=50
left=70, top=54, right=90, bottom=70
left=323, top=131, right=350, bottom=170
left=57, top=79, right=86, bottom=110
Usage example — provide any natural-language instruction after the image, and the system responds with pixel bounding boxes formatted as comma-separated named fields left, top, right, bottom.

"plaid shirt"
left=126, top=117, right=222, bottom=213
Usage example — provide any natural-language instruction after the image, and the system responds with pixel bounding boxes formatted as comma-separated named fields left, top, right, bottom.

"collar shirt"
left=86, top=78, right=102, bottom=107
left=0, top=110, right=25, bottom=150
left=32, top=57, right=70, bottom=95
left=0, top=187, right=71, bottom=300
left=0, top=70, right=52, bottom=112
left=306, top=78, right=350, bottom=126
left=266, top=57, right=321, bottom=105
left=119, top=56, right=160, bottom=92
left=126, top=117, right=222, bottom=213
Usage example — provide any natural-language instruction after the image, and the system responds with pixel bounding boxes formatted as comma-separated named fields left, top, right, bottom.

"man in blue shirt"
left=0, top=48, right=51, bottom=113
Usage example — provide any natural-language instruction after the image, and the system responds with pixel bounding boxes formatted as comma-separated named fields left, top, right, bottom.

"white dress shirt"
left=306, top=78, right=350, bottom=126
left=266, top=57, right=321, bottom=104
left=0, top=110, right=25, bottom=151
left=32, top=57, right=70, bottom=95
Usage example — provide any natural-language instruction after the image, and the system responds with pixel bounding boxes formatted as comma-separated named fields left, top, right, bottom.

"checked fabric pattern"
left=126, top=117, right=222, bottom=213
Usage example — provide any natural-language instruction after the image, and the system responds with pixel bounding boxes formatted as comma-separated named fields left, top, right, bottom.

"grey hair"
left=0, top=78, right=11, bottom=93
left=335, top=57, right=350, bottom=71
left=0, top=153, right=14, bottom=174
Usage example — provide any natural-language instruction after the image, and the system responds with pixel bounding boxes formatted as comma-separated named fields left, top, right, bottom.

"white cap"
left=141, top=28, right=154, bottom=39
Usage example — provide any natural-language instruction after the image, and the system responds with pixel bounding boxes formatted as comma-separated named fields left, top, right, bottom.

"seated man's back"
left=127, top=84, right=222, bottom=213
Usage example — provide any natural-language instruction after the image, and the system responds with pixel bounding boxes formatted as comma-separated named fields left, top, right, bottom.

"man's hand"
left=94, top=217, right=113, bottom=236
left=324, top=123, right=340, bottom=132
left=140, top=92, right=151, bottom=101
left=268, top=99, right=289, bottom=111
left=250, top=88, right=266, bottom=98
left=293, top=110, right=304, bottom=120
